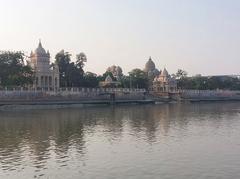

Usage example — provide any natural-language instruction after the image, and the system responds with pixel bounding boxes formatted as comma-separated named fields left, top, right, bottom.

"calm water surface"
left=0, top=102, right=240, bottom=179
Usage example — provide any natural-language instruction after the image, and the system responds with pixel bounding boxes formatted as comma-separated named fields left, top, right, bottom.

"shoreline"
left=0, top=98, right=240, bottom=111
left=0, top=99, right=155, bottom=106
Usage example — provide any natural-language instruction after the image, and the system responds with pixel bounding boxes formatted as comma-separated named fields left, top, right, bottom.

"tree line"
left=175, top=69, right=240, bottom=90
left=54, top=51, right=148, bottom=88
left=0, top=51, right=149, bottom=89
left=0, top=51, right=239, bottom=90
left=0, top=51, right=33, bottom=87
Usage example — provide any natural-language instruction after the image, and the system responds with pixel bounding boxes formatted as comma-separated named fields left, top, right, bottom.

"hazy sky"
left=0, top=0, right=240, bottom=76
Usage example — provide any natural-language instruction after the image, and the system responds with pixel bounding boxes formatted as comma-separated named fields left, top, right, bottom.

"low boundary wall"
left=180, top=90, right=240, bottom=101
left=0, top=88, right=146, bottom=102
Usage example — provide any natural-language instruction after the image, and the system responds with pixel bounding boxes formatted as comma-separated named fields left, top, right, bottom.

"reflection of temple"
left=29, top=41, right=59, bottom=89
left=1, top=102, right=238, bottom=175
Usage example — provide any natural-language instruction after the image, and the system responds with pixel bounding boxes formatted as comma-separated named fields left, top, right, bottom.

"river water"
left=0, top=102, right=240, bottom=179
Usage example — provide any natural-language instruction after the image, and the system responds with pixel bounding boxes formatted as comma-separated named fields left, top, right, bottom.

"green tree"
left=55, top=50, right=87, bottom=87
left=106, top=65, right=123, bottom=80
left=55, top=50, right=71, bottom=87
left=176, top=72, right=240, bottom=90
left=175, top=69, right=188, bottom=79
left=76, top=52, right=87, bottom=70
left=67, top=62, right=83, bottom=87
left=83, top=72, right=99, bottom=87
left=128, top=68, right=149, bottom=89
left=0, top=51, right=33, bottom=87
left=120, top=75, right=131, bottom=88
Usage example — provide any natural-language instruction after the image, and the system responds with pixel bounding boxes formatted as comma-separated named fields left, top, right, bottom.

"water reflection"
left=0, top=102, right=239, bottom=178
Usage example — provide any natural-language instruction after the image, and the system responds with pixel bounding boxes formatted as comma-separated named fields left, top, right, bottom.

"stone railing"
left=0, top=87, right=146, bottom=92
left=180, top=90, right=240, bottom=99
left=0, top=87, right=146, bottom=101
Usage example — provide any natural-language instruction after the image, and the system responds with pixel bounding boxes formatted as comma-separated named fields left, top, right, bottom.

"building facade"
left=99, top=75, right=121, bottom=88
left=152, top=68, right=177, bottom=92
left=143, top=57, right=177, bottom=92
left=29, top=41, right=59, bottom=89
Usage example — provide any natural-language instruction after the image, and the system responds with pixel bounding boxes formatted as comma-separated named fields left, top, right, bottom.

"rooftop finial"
left=38, top=39, right=42, bottom=48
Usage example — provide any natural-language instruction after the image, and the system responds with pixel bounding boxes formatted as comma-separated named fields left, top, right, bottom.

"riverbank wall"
left=0, top=88, right=240, bottom=107
left=180, top=90, right=240, bottom=102
left=0, top=88, right=149, bottom=106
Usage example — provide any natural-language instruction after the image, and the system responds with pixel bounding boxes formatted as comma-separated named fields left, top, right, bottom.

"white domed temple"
left=144, top=57, right=160, bottom=79
left=143, top=57, right=177, bottom=92
left=29, top=41, right=59, bottom=89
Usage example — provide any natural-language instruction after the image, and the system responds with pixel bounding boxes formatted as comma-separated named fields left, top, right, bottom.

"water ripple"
left=0, top=102, right=239, bottom=178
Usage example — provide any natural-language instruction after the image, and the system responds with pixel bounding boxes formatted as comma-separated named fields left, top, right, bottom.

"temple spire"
left=38, top=39, right=42, bottom=48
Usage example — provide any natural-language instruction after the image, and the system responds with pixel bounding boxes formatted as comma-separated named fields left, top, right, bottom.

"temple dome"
left=35, top=41, right=47, bottom=55
left=144, top=57, right=156, bottom=72
left=161, top=68, right=169, bottom=76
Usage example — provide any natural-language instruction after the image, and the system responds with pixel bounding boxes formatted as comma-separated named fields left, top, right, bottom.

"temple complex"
left=152, top=68, right=177, bottom=92
left=29, top=41, right=59, bottom=89
left=144, top=57, right=177, bottom=92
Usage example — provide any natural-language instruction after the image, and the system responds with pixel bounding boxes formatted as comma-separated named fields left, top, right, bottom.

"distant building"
left=99, top=75, right=121, bottom=88
left=144, top=57, right=160, bottom=79
left=152, top=68, right=177, bottom=92
left=143, top=57, right=177, bottom=92
left=29, top=41, right=59, bottom=89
